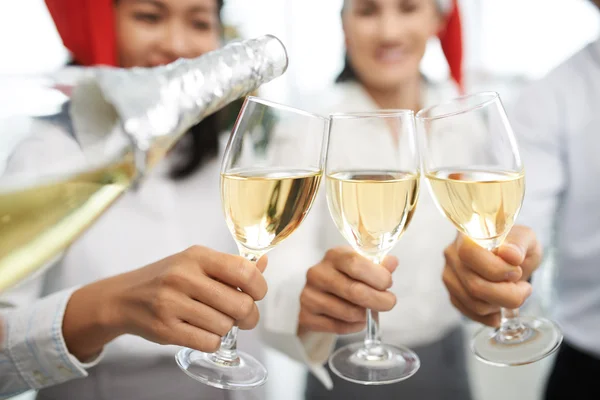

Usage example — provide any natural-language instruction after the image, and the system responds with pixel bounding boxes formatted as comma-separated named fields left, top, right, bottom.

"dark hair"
left=169, top=110, right=224, bottom=179
left=336, top=55, right=358, bottom=83
left=336, top=3, right=358, bottom=84
left=170, top=0, right=227, bottom=180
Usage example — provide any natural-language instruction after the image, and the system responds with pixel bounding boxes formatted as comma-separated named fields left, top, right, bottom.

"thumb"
left=382, top=255, right=399, bottom=274
left=256, top=255, right=268, bottom=274
left=497, top=226, right=538, bottom=267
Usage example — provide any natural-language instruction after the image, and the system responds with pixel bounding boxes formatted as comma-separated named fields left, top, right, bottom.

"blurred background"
left=2, top=0, right=599, bottom=99
left=1, top=1, right=598, bottom=399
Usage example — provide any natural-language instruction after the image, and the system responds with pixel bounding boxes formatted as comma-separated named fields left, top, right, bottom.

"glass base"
left=175, top=347, right=267, bottom=390
left=472, top=316, right=563, bottom=366
left=328, top=342, right=420, bottom=385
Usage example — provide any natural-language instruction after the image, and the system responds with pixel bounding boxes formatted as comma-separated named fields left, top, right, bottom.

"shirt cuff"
left=298, top=331, right=337, bottom=389
left=2, top=288, right=106, bottom=391
left=262, top=271, right=337, bottom=390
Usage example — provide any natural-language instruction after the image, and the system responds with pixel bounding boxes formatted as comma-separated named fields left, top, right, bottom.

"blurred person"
left=0, top=1, right=269, bottom=399
left=441, top=1, right=600, bottom=399
left=261, top=0, right=473, bottom=399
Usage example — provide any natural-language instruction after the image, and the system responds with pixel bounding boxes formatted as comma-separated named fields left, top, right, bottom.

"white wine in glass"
left=417, top=92, right=562, bottom=366
left=175, top=97, right=328, bottom=390
left=426, top=168, right=525, bottom=248
left=326, top=171, right=419, bottom=257
left=221, top=168, right=322, bottom=252
left=325, top=111, right=421, bottom=385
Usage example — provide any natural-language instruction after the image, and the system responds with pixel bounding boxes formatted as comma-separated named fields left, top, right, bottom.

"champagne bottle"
left=0, top=35, right=288, bottom=293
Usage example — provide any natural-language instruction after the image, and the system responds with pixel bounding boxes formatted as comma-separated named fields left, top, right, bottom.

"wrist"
left=62, top=276, right=126, bottom=362
left=93, top=274, right=131, bottom=336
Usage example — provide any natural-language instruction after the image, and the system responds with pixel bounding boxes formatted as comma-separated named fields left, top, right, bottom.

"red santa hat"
left=45, top=0, right=118, bottom=66
left=437, top=0, right=464, bottom=93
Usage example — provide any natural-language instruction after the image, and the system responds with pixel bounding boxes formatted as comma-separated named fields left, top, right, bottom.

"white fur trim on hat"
left=436, top=0, right=453, bottom=15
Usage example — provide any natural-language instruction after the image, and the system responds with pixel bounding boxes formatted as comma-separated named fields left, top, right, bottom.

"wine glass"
left=175, top=96, right=328, bottom=389
left=416, top=92, right=562, bottom=366
left=325, top=111, right=421, bottom=385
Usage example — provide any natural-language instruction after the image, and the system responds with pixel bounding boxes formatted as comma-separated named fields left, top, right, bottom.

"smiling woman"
left=336, top=0, right=462, bottom=107
left=114, top=0, right=223, bottom=68
left=260, top=0, right=474, bottom=399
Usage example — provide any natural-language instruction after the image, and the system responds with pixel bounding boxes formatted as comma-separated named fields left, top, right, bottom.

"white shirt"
left=0, top=120, right=263, bottom=400
left=261, top=81, right=463, bottom=389
left=509, top=36, right=600, bottom=358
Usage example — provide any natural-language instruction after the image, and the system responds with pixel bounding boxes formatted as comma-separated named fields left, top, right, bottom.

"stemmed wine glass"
left=324, top=110, right=421, bottom=385
left=176, top=96, right=328, bottom=389
left=416, top=92, right=562, bottom=366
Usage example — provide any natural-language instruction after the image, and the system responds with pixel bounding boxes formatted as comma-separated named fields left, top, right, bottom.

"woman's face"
left=114, top=0, right=221, bottom=68
left=343, top=0, right=442, bottom=90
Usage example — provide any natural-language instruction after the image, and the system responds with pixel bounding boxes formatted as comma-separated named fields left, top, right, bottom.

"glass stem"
left=364, top=309, right=382, bottom=350
left=211, top=252, right=260, bottom=366
left=499, top=307, right=528, bottom=340
left=362, top=255, right=385, bottom=358
left=485, top=243, right=531, bottom=344
left=501, top=308, right=521, bottom=329
left=214, top=326, right=240, bottom=366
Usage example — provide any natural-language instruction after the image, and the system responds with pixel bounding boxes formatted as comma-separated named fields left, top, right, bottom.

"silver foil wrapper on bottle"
left=69, top=34, right=288, bottom=170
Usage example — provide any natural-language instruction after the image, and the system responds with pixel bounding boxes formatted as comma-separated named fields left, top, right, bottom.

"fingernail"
left=505, top=270, right=521, bottom=281
left=525, top=284, right=533, bottom=297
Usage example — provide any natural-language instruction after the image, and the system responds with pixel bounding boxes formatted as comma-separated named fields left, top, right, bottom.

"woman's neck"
left=362, top=77, right=422, bottom=112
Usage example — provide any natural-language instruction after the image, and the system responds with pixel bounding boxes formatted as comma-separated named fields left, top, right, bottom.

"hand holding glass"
left=416, top=92, right=562, bottom=366
left=176, top=97, right=328, bottom=389
left=324, top=111, right=421, bottom=385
